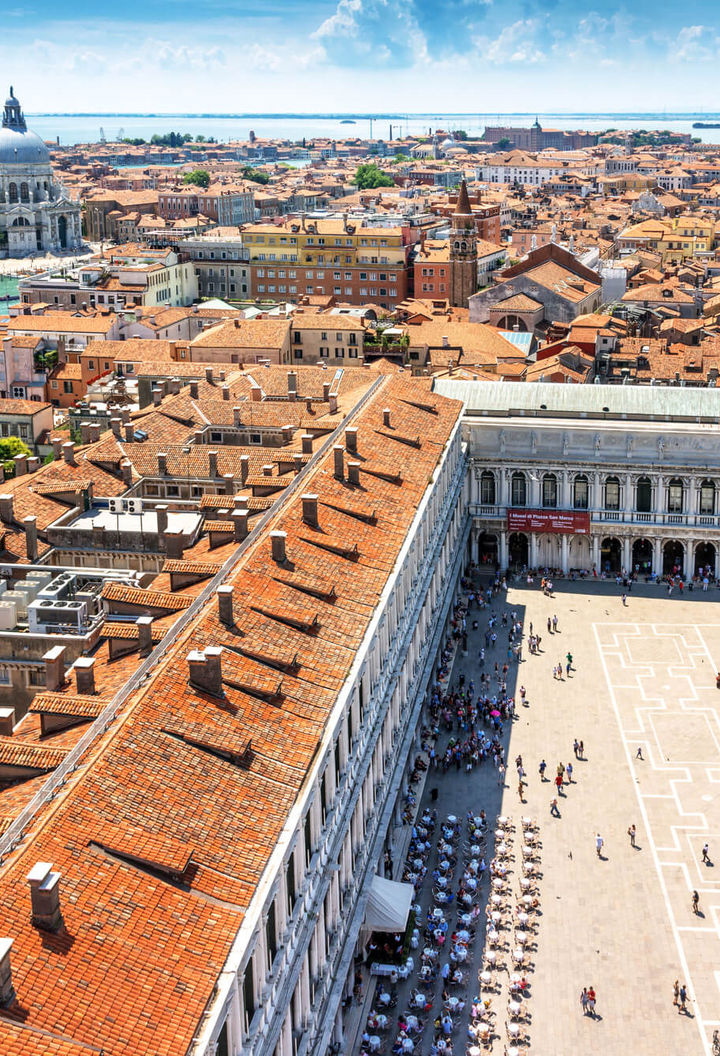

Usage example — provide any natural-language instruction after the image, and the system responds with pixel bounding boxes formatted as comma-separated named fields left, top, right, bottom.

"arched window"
left=668, top=477, right=684, bottom=513
left=19, top=182, right=29, bottom=203
left=700, top=479, right=715, bottom=515
left=8, top=182, right=17, bottom=203
left=636, top=476, right=652, bottom=513
left=460, top=241, right=467, bottom=252
left=511, top=471, right=526, bottom=507
left=480, top=470, right=496, bottom=505
left=604, top=475, right=620, bottom=510
left=542, top=473, right=557, bottom=508
left=573, top=474, right=588, bottom=509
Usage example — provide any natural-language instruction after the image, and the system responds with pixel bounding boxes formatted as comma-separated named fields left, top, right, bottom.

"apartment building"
left=242, top=217, right=414, bottom=309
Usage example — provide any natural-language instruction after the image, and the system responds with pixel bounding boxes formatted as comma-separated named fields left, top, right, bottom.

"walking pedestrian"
left=595, top=833, right=604, bottom=857
left=547, top=617, right=552, bottom=634
left=555, top=773, right=564, bottom=794
left=579, top=740, right=584, bottom=758
left=636, top=746, right=643, bottom=760
left=692, top=890, right=700, bottom=914
left=566, top=762, right=573, bottom=783
left=672, top=979, right=679, bottom=1007
left=539, top=759, right=547, bottom=781
left=622, top=593, right=627, bottom=606
left=587, top=986, right=596, bottom=1017
left=628, top=824, right=636, bottom=847
left=550, top=798, right=560, bottom=817
left=497, top=763, right=505, bottom=787
left=702, top=843, right=710, bottom=863
left=552, top=614, right=558, bottom=632
left=679, top=984, right=687, bottom=1013
left=573, top=738, right=579, bottom=759
left=580, top=988, right=589, bottom=1015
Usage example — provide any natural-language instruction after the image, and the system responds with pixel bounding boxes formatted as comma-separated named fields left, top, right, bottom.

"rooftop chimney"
left=270, top=530, right=287, bottom=563
left=74, top=657, right=96, bottom=695
left=155, top=504, right=169, bottom=535
left=189, top=381, right=199, bottom=399
left=348, top=461, right=361, bottom=485
left=194, top=428, right=204, bottom=445
left=262, top=464, right=273, bottom=477
left=152, top=386, right=163, bottom=406
left=80, top=424, right=91, bottom=445
left=43, top=645, right=65, bottom=692
left=208, top=450, right=219, bottom=478
left=62, top=442, right=76, bottom=465
left=217, top=584, right=234, bottom=626
left=88, top=424, right=101, bottom=444
left=0, top=938, right=15, bottom=1007
left=329, top=394, right=338, bottom=414
left=51, top=437, right=63, bottom=459
left=301, top=433, right=313, bottom=455
left=250, top=383, right=262, bottom=402
left=187, top=646, right=223, bottom=697
left=383, top=408, right=391, bottom=428
left=23, top=515, right=38, bottom=562
left=121, top=409, right=130, bottom=424
left=110, top=417, right=122, bottom=438
left=239, top=454, right=250, bottom=484
left=221, top=384, right=230, bottom=401
left=333, top=445, right=344, bottom=481
left=124, top=423, right=134, bottom=443
left=302, top=493, right=318, bottom=528
left=120, top=459, right=133, bottom=486
left=323, top=381, right=331, bottom=401
left=0, top=495, right=14, bottom=525
left=205, top=366, right=214, bottom=385
left=293, top=453, right=303, bottom=473
left=168, top=378, right=181, bottom=395
left=345, top=427, right=358, bottom=454
left=232, top=508, right=249, bottom=542
left=287, top=371, right=298, bottom=400
left=233, top=406, right=242, bottom=427
left=0, top=708, right=13, bottom=738
left=164, top=528, right=185, bottom=560
left=136, top=615, right=153, bottom=655
left=27, top=861, right=64, bottom=932
left=223, top=471, right=234, bottom=495
left=157, top=451, right=168, bottom=476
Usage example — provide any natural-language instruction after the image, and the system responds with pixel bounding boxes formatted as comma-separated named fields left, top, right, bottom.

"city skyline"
left=4, top=1, right=720, bottom=112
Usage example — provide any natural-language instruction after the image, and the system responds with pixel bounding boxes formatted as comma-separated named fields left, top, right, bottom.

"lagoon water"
left=26, top=112, right=720, bottom=147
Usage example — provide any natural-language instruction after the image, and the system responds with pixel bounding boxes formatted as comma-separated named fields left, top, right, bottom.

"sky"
left=3, top=0, right=720, bottom=113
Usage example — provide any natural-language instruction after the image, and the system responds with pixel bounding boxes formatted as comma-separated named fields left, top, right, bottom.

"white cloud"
left=474, top=18, right=545, bottom=64
left=673, top=25, right=717, bottom=63
left=313, top=0, right=429, bottom=66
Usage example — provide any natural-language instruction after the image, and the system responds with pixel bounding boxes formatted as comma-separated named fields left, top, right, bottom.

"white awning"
left=364, top=875, right=414, bottom=932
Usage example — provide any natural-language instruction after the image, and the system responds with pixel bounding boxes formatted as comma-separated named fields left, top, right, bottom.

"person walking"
left=595, top=833, right=604, bottom=857
left=580, top=988, right=589, bottom=1015
left=555, top=773, right=564, bottom=795
left=702, top=843, right=710, bottom=864
left=550, top=798, right=560, bottom=817
left=587, top=987, right=596, bottom=1017
left=628, top=824, right=636, bottom=847
left=573, top=738, right=579, bottom=759
left=692, top=890, right=700, bottom=914
left=636, top=746, right=644, bottom=760
left=566, top=761, right=573, bottom=783
left=539, top=759, right=547, bottom=781
left=679, top=984, right=687, bottom=1013
left=547, top=617, right=552, bottom=634
left=578, top=740, right=584, bottom=758
left=673, top=979, right=679, bottom=1007
left=622, top=593, right=627, bottom=606
left=552, top=614, right=558, bottom=632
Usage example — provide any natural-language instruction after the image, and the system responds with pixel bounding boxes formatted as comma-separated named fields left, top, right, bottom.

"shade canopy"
left=364, top=875, right=414, bottom=932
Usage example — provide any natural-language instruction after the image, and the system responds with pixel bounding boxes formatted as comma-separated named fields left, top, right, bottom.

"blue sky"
left=3, top=0, right=720, bottom=112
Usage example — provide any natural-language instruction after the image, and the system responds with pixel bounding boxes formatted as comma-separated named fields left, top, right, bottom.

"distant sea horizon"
left=24, top=111, right=720, bottom=146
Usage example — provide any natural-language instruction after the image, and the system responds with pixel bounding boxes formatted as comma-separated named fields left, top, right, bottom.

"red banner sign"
left=507, top=509, right=591, bottom=535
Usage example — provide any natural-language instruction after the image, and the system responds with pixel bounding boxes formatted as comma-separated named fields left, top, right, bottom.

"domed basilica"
left=0, top=87, right=82, bottom=257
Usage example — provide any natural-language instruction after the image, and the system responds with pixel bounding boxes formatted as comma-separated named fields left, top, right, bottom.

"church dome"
left=0, top=86, right=50, bottom=167
left=0, top=126, right=50, bottom=166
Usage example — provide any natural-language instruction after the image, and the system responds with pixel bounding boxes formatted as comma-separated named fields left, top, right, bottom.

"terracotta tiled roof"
left=0, top=739, right=70, bottom=770
left=101, top=583, right=194, bottom=611
left=160, top=559, right=220, bottom=576
left=102, top=622, right=166, bottom=643
left=29, top=694, right=107, bottom=719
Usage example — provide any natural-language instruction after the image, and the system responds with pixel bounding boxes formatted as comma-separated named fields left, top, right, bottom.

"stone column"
left=591, top=472, right=601, bottom=511
left=499, top=529, right=509, bottom=569
left=529, top=533, right=538, bottom=567
left=622, top=536, right=631, bottom=573
left=560, top=471, right=570, bottom=509
left=623, top=473, right=633, bottom=514
left=687, top=476, right=698, bottom=519
left=530, top=475, right=540, bottom=508
left=591, top=535, right=600, bottom=571
left=652, top=537, right=663, bottom=577
left=561, top=534, right=569, bottom=572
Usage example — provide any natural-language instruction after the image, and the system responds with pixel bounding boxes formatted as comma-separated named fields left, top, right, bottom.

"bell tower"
left=449, top=180, right=477, bottom=308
